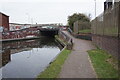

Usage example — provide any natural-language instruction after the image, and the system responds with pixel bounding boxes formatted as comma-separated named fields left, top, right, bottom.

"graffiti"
left=2, top=27, right=40, bottom=39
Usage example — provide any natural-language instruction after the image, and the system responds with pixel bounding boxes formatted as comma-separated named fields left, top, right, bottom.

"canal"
left=1, top=37, right=62, bottom=78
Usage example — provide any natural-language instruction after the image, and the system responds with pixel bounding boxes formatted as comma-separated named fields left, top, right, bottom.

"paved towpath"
left=59, top=31, right=97, bottom=78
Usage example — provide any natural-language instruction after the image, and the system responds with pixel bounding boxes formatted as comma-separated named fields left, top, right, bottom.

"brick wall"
left=0, top=13, right=9, bottom=31
left=92, top=35, right=119, bottom=58
left=0, top=14, right=2, bottom=26
left=2, top=14, right=9, bottom=31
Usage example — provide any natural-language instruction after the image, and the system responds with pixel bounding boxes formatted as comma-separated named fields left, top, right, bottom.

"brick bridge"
left=1, top=26, right=59, bottom=39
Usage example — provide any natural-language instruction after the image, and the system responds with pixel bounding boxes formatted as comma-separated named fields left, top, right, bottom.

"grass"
left=79, top=29, right=91, bottom=34
left=88, top=49, right=119, bottom=78
left=37, top=48, right=71, bottom=78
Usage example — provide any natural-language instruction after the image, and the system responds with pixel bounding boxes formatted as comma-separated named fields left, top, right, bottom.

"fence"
left=91, top=4, right=119, bottom=37
left=58, top=31, right=71, bottom=42
left=58, top=31, right=73, bottom=50
left=74, top=21, right=91, bottom=33
left=91, top=1, right=120, bottom=58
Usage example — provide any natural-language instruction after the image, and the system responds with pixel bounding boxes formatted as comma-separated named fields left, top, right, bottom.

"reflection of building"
left=0, top=12, right=9, bottom=31
left=1, top=37, right=61, bottom=67
left=2, top=50, right=11, bottom=67
left=0, top=53, right=2, bottom=68
left=2, top=38, right=57, bottom=50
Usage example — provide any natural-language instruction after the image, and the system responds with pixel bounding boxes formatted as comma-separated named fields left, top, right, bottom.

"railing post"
left=118, top=1, right=120, bottom=38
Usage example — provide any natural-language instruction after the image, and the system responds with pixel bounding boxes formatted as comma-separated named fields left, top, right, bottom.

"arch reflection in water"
left=1, top=37, right=62, bottom=78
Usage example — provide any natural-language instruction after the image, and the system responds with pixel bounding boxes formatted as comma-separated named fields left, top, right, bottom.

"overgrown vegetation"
left=88, top=49, right=118, bottom=78
left=79, top=29, right=91, bottom=34
left=67, top=13, right=90, bottom=30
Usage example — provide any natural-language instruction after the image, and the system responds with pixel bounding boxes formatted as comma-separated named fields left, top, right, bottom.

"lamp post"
left=94, top=0, right=96, bottom=18
left=94, top=0, right=97, bottom=34
left=26, top=13, right=30, bottom=24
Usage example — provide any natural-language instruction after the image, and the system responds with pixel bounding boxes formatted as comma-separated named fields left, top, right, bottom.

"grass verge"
left=88, top=49, right=118, bottom=78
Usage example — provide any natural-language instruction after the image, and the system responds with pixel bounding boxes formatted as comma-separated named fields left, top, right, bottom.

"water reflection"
left=2, top=37, right=59, bottom=50
left=2, top=50, right=11, bottom=67
left=1, top=37, right=62, bottom=78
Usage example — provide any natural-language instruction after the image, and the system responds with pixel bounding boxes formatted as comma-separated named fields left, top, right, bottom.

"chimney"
left=104, top=2, right=107, bottom=11
left=114, top=0, right=120, bottom=7
left=104, top=0, right=113, bottom=11
left=107, top=0, right=113, bottom=9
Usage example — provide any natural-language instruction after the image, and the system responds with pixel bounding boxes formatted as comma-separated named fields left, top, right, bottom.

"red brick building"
left=0, top=12, right=9, bottom=31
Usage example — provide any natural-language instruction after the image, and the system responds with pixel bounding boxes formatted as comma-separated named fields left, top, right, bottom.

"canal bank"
left=37, top=35, right=72, bottom=78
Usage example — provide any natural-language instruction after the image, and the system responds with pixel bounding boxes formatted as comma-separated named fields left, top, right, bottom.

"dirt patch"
left=106, top=56, right=118, bottom=70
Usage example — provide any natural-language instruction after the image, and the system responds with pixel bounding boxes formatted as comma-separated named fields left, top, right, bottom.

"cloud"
left=0, top=0, right=105, bottom=25
left=0, top=0, right=106, bottom=3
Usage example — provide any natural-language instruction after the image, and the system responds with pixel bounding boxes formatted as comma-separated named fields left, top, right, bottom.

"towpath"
left=59, top=31, right=97, bottom=78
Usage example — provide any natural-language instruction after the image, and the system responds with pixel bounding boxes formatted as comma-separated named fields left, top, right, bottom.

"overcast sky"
left=0, top=0, right=105, bottom=25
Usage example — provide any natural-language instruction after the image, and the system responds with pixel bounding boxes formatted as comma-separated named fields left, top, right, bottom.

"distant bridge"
left=1, top=26, right=59, bottom=40
left=40, top=26, right=59, bottom=36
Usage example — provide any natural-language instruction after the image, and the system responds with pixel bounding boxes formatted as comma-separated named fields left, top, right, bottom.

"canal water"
left=1, top=37, right=62, bottom=78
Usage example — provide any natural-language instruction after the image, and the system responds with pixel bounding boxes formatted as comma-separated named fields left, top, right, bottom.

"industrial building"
left=0, top=12, right=9, bottom=31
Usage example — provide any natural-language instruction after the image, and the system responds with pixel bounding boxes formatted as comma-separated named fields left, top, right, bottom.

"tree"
left=68, top=13, right=90, bottom=30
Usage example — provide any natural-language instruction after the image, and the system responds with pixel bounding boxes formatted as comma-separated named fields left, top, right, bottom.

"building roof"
left=10, top=23, right=31, bottom=25
left=0, top=12, right=9, bottom=17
